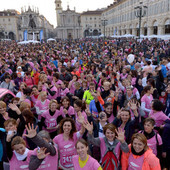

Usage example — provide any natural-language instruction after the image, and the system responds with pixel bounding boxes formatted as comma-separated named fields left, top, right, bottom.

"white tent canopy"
left=47, top=38, right=56, bottom=42
left=111, top=35, right=121, bottom=38
left=121, top=34, right=135, bottom=38
left=99, top=34, right=104, bottom=37
left=17, top=40, right=40, bottom=44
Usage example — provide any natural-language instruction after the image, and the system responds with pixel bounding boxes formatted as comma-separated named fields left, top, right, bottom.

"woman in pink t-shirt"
left=53, top=117, right=85, bottom=170
left=41, top=100, right=60, bottom=138
left=149, top=99, right=170, bottom=128
left=84, top=122, right=129, bottom=169
left=35, top=91, right=50, bottom=121
left=139, top=118, right=162, bottom=156
left=141, top=86, right=153, bottom=118
left=74, top=99, right=87, bottom=131
left=60, top=81, right=70, bottom=99
left=6, top=136, right=31, bottom=170
left=68, top=75, right=77, bottom=94
left=73, top=139, right=102, bottom=170
left=60, top=96, right=75, bottom=119
left=24, top=124, right=58, bottom=170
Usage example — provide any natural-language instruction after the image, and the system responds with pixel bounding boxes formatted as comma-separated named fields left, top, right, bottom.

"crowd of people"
left=0, top=38, right=169, bottom=170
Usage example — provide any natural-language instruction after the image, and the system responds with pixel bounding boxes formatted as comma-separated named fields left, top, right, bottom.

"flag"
left=24, top=30, right=27, bottom=41
left=39, top=30, right=43, bottom=41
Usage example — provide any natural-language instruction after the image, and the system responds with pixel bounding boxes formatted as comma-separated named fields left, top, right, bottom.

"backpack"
left=101, top=149, right=118, bottom=170
left=101, top=138, right=119, bottom=170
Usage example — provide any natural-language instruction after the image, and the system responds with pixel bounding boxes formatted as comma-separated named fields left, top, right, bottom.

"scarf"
left=14, top=148, right=29, bottom=161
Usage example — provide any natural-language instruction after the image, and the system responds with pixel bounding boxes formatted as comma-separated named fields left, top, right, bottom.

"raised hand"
left=117, top=108, right=122, bottom=119
left=8, top=103, right=21, bottom=115
left=24, top=123, right=38, bottom=138
left=77, top=111, right=85, bottom=124
left=6, top=131, right=15, bottom=142
left=128, top=100, right=138, bottom=111
left=85, top=108, right=91, bottom=116
left=115, top=128, right=125, bottom=143
left=8, top=103, right=19, bottom=111
left=37, top=147, right=50, bottom=160
left=83, top=120, right=93, bottom=134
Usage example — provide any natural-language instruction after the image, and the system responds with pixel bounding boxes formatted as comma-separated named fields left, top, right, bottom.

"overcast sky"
left=0, top=0, right=114, bottom=27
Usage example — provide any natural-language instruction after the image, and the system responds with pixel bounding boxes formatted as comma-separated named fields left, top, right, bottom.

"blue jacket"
left=161, top=64, right=167, bottom=78
left=89, top=100, right=104, bottom=118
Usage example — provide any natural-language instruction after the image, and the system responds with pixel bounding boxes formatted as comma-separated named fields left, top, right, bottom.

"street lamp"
left=101, top=17, right=108, bottom=39
left=87, top=24, right=91, bottom=38
left=134, top=2, right=147, bottom=39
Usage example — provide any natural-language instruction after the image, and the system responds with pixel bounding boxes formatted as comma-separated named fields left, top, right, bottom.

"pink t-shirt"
left=27, top=147, right=58, bottom=169
left=69, top=81, right=76, bottom=94
left=35, top=99, right=50, bottom=120
left=24, top=77, right=34, bottom=88
left=60, top=88, right=69, bottom=98
left=9, top=151, right=30, bottom=170
left=23, top=99, right=31, bottom=106
left=141, top=94, right=153, bottom=118
left=53, top=132, right=81, bottom=169
left=107, top=114, right=115, bottom=123
left=147, top=134, right=162, bottom=156
left=120, top=73, right=128, bottom=80
left=47, top=86, right=58, bottom=100
left=149, top=110, right=170, bottom=127
left=128, top=152, right=144, bottom=170
left=31, top=95, right=39, bottom=106
left=73, top=155, right=101, bottom=170
left=41, top=109, right=60, bottom=133
left=60, top=106, right=75, bottom=118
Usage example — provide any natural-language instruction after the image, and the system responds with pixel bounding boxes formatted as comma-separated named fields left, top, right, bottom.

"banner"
left=24, top=30, right=27, bottom=41
left=39, top=30, right=43, bottom=41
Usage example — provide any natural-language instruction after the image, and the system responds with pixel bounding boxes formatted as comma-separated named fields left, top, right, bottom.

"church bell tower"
left=55, top=0, right=62, bottom=26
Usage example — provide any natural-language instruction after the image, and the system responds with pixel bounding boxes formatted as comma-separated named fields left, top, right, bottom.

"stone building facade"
left=102, top=0, right=170, bottom=36
left=0, top=7, right=54, bottom=41
left=0, top=10, right=20, bottom=40
left=81, top=10, right=104, bottom=37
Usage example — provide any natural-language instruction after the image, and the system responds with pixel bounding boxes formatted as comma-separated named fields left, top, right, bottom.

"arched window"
left=165, top=19, right=170, bottom=34
left=153, top=21, right=158, bottom=35
left=144, top=23, right=147, bottom=36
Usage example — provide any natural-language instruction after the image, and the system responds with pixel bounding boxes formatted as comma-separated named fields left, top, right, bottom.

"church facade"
left=18, top=6, right=54, bottom=41
left=55, top=0, right=81, bottom=39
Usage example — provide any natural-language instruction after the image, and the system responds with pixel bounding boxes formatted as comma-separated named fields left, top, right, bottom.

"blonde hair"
left=0, top=101, right=6, bottom=108
left=103, top=81, right=110, bottom=86
left=131, top=133, right=148, bottom=151
left=4, top=118, right=17, bottom=128
left=38, top=91, right=47, bottom=100
left=49, top=99, right=58, bottom=109
left=39, top=74, right=47, bottom=82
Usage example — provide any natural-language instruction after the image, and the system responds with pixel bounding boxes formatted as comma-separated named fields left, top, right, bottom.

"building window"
left=86, top=17, right=87, bottom=20
left=3, top=18, right=5, bottom=21
left=94, top=18, right=96, bottom=20
left=153, top=26, right=158, bottom=35
left=90, top=17, right=92, bottom=20
left=95, top=24, right=96, bottom=27
left=8, top=18, right=10, bottom=22
left=99, top=25, right=101, bottom=27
